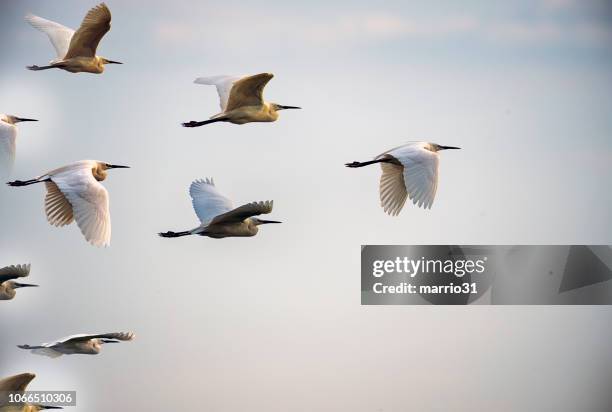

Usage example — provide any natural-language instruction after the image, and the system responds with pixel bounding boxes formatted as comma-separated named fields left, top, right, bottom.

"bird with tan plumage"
left=7, top=160, right=130, bottom=247
left=159, top=178, right=281, bottom=239
left=182, top=73, right=301, bottom=127
left=18, top=332, right=135, bottom=358
left=0, top=373, right=62, bottom=411
left=25, top=3, right=122, bottom=74
left=0, top=264, right=38, bottom=301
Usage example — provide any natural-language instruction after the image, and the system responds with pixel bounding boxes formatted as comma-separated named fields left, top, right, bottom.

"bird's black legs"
left=345, top=159, right=391, bottom=168
left=17, top=344, right=45, bottom=349
left=6, top=178, right=46, bottom=187
left=158, top=230, right=192, bottom=238
left=181, top=118, right=227, bottom=128
left=26, top=64, right=58, bottom=71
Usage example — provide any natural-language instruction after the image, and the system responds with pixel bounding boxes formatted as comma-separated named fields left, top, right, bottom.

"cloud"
left=154, top=6, right=612, bottom=53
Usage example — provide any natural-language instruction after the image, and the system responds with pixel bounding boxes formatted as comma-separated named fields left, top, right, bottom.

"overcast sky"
left=1, top=0, right=611, bottom=410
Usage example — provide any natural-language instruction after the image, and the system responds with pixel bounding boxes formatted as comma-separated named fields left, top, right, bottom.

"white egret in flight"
left=25, top=3, right=122, bottom=74
left=0, top=264, right=38, bottom=301
left=182, top=73, right=300, bottom=127
left=18, top=332, right=135, bottom=358
left=0, top=373, right=63, bottom=410
left=159, top=178, right=281, bottom=238
left=346, top=142, right=460, bottom=215
left=7, top=160, right=130, bottom=247
left=0, top=114, right=38, bottom=178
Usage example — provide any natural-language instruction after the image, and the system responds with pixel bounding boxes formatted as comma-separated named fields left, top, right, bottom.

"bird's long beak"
left=106, top=60, right=123, bottom=64
left=107, top=164, right=130, bottom=169
left=14, top=282, right=38, bottom=288
left=278, top=105, right=301, bottom=110
left=438, top=145, right=461, bottom=150
left=14, top=117, right=38, bottom=123
left=39, top=406, right=63, bottom=410
left=259, top=219, right=282, bottom=224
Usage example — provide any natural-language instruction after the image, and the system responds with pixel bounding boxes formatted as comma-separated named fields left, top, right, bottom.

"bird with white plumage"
left=18, top=332, right=135, bottom=358
left=346, top=142, right=460, bottom=215
left=7, top=160, right=130, bottom=247
left=0, top=114, right=38, bottom=178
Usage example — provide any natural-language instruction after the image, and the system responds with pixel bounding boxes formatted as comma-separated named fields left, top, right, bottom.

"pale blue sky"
left=0, top=0, right=611, bottom=410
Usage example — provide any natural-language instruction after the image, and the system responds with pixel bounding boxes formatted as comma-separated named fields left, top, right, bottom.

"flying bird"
left=0, top=264, right=38, bottom=301
left=25, top=3, right=122, bottom=74
left=18, top=332, right=135, bottom=358
left=182, top=73, right=301, bottom=127
left=0, top=114, right=38, bottom=178
left=345, top=142, right=460, bottom=215
left=7, top=160, right=130, bottom=247
left=0, top=373, right=62, bottom=410
left=159, top=178, right=281, bottom=238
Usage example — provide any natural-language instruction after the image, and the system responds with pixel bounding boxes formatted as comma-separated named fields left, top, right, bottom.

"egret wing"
left=45, top=181, right=75, bottom=227
left=51, top=163, right=111, bottom=246
left=210, top=201, right=273, bottom=225
left=0, top=121, right=16, bottom=178
left=225, top=73, right=274, bottom=111
left=62, top=332, right=135, bottom=342
left=64, top=3, right=111, bottom=59
left=0, top=373, right=35, bottom=392
left=392, top=148, right=439, bottom=209
left=377, top=159, right=408, bottom=216
left=189, top=178, right=234, bottom=225
left=194, top=75, right=244, bottom=111
left=25, top=14, right=75, bottom=60
left=0, top=264, right=31, bottom=284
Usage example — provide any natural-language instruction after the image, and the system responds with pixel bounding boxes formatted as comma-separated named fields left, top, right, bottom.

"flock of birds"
left=1, top=2, right=460, bottom=409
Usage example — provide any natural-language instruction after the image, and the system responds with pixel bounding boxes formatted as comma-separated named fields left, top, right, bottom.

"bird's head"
left=429, top=143, right=461, bottom=152
left=1, top=114, right=38, bottom=125
left=100, top=57, right=123, bottom=66
left=270, top=103, right=301, bottom=112
left=92, top=162, right=130, bottom=182
left=251, top=218, right=282, bottom=226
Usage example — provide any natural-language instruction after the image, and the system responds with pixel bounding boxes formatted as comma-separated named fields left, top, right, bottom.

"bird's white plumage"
left=0, top=119, right=17, bottom=178
left=194, top=75, right=244, bottom=111
left=25, top=14, right=75, bottom=61
left=189, top=178, right=234, bottom=225
left=48, top=161, right=111, bottom=247
left=376, top=142, right=440, bottom=212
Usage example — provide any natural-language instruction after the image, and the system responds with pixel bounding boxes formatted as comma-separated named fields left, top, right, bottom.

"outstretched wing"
left=50, top=162, right=111, bottom=247
left=225, top=73, right=274, bottom=111
left=0, top=264, right=31, bottom=284
left=61, top=332, right=135, bottom=343
left=189, top=178, right=234, bottom=225
left=194, top=75, right=244, bottom=112
left=0, top=121, right=17, bottom=178
left=25, top=14, right=75, bottom=60
left=377, top=159, right=408, bottom=216
left=64, top=3, right=111, bottom=59
left=0, top=373, right=35, bottom=392
left=45, top=181, right=75, bottom=227
left=210, top=200, right=273, bottom=225
left=381, top=145, right=439, bottom=210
